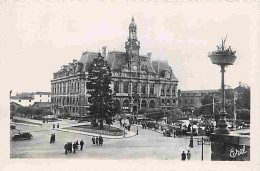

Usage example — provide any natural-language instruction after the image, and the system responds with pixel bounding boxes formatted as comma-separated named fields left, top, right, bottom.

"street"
left=10, top=121, right=211, bottom=160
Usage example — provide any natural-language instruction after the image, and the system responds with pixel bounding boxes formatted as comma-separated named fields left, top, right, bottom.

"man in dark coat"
left=64, top=143, right=68, bottom=154
left=80, top=140, right=84, bottom=150
left=95, top=136, right=98, bottom=145
left=76, top=140, right=79, bottom=150
left=99, top=135, right=103, bottom=146
left=181, top=151, right=186, bottom=161
left=50, top=134, right=54, bottom=144
left=73, top=142, right=77, bottom=153
left=69, top=142, right=72, bottom=153
left=92, top=136, right=95, bottom=145
left=53, top=133, right=55, bottom=142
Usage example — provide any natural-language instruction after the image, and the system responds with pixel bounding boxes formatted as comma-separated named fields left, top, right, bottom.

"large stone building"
left=178, top=89, right=219, bottom=109
left=51, top=17, right=178, bottom=117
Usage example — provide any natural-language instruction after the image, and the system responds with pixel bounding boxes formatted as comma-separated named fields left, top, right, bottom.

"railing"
left=63, top=126, right=124, bottom=136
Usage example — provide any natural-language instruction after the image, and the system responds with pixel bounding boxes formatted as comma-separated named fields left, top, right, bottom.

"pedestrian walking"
left=92, top=136, right=95, bottom=145
left=174, top=130, right=176, bottom=138
left=80, top=140, right=84, bottom=150
left=50, top=134, right=54, bottom=144
left=76, top=140, right=79, bottom=150
left=181, top=151, right=186, bottom=161
left=73, top=142, right=77, bottom=153
left=64, top=143, right=68, bottom=154
left=187, top=150, right=191, bottom=160
left=57, top=124, right=59, bottom=129
left=53, top=133, right=55, bottom=142
left=69, top=142, right=72, bottom=153
left=50, top=135, right=52, bottom=144
left=53, top=124, right=55, bottom=129
left=95, top=136, right=99, bottom=145
left=99, top=135, right=103, bottom=146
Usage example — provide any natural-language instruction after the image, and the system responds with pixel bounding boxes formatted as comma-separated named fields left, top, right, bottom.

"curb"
left=54, top=128, right=137, bottom=139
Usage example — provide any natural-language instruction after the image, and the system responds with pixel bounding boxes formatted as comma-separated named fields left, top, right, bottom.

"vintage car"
left=163, top=129, right=172, bottom=137
left=12, top=132, right=33, bottom=141
left=10, top=125, right=16, bottom=130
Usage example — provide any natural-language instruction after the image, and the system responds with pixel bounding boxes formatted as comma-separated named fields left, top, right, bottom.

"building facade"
left=34, top=92, right=51, bottom=102
left=178, top=90, right=220, bottom=109
left=10, top=92, right=51, bottom=107
left=51, top=17, right=178, bottom=116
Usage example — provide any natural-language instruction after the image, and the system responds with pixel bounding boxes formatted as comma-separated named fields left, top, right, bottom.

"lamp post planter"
left=208, top=37, right=237, bottom=134
left=209, top=54, right=236, bottom=66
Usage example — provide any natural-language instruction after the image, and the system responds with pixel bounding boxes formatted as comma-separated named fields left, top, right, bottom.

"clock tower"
left=125, top=17, right=140, bottom=65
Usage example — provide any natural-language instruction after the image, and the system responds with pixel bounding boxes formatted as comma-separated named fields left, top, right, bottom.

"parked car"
left=12, top=132, right=33, bottom=141
left=163, top=129, right=172, bottom=137
left=10, top=125, right=16, bottom=130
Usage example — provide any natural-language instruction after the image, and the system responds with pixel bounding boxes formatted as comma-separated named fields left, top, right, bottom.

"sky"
left=1, top=2, right=259, bottom=95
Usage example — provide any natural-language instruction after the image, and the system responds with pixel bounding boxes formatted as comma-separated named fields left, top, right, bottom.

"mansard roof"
left=152, top=60, right=177, bottom=80
left=79, top=52, right=99, bottom=72
left=107, top=51, right=128, bottom=71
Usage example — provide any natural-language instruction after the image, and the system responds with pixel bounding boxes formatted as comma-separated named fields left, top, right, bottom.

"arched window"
left=123, top=100, right=130, bottom=111
left=149, top=100, right=156, bottom=108
left=141, top=100, right=147, bottom=108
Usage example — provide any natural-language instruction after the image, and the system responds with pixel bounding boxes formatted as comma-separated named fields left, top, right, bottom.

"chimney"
left=102, top=46, right=108, bottom=58
left=147, top=52, right=152, bottom=58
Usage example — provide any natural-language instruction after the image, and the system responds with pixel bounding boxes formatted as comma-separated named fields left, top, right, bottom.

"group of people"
left=53, top=124, right=59, bottom=129
left=141, top=122, right=148, bottom=129
left=50, top=133, right=55, bottom=144
left=64, top=140, right=84, bottom=154
left=181, top=150, right=191, bottom=161
left=92, top=135, right=104, bottom=146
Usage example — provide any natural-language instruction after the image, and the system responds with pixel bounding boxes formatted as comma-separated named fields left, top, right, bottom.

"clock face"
left=133, top=66, right=137, bottom=71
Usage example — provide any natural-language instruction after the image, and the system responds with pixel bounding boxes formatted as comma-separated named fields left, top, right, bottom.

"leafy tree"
left=235, top=83, right=250, bottom=110
left=87, top=53, right=114, bottom=129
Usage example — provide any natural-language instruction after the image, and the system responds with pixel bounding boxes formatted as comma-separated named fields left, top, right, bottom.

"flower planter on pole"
left=208, top=37, right=237, bottom=134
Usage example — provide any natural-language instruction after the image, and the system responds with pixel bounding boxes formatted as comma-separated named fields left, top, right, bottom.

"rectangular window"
left=161, top=84, right=165, bottom=95
left=123, top=82, right=129, bottom=93
left=141, top=83, right=146, bottom=94
left=150, top=84, right=154, bottom=94
left=133, top=82, right=137, bottom=94
left=172, top=87, right=175, bottom=96
left=167, top=85, right=170, bottom=93
left=114, top=81, right=120, bottom=93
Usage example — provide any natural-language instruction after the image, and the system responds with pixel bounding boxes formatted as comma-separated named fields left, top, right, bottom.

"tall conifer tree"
left=87, top=53, right=114, bottom=129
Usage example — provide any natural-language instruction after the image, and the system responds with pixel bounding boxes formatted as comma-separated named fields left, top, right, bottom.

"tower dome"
left=129, top=17, right=137, bottom=29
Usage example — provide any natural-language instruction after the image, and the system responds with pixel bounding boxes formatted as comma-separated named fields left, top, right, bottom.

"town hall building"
left=51, top=17, right=179, bottom=117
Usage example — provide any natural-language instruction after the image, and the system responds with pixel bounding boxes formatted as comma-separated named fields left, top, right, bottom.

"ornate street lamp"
left=208, top=37, right=236, bottom=134
left=189, top=106, right=195, bottom=148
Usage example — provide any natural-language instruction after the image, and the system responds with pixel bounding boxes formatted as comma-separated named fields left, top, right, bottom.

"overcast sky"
left=1, top=2, right=259, bottom=94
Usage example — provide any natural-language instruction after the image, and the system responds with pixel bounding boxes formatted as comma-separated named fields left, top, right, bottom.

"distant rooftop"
left=34, top=92, right=51, bottom=95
